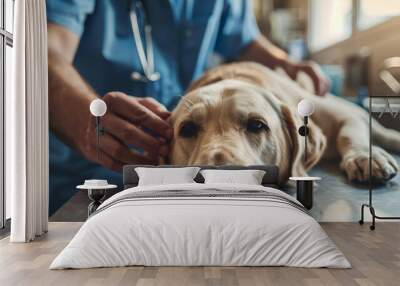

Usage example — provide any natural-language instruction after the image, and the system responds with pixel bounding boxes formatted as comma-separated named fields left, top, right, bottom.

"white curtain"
left=8, top=0, right=49, bottom=242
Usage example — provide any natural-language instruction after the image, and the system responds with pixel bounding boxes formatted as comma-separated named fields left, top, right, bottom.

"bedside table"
left=289, top=177, right=321, bottom=210
left=77, top=180, right=117, bottom=217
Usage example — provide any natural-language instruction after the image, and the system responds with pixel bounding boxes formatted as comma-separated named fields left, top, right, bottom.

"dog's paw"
left=340, top=146, right=398, bottom=183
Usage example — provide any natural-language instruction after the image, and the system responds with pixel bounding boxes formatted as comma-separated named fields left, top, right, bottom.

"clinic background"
left=49, top=0, right=400, bottom=222
left=254, top=0, right=400, bottom=99
left=251, top=0, right=400, bottom=222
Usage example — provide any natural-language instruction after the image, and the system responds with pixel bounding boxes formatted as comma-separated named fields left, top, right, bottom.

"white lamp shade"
left=297, top=99, right=315, bottom=117
left=90, top=99, right=107, bottom=117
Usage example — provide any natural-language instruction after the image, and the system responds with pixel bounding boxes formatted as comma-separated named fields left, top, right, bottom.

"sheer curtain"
left=8, top=0, right=49, bottom=242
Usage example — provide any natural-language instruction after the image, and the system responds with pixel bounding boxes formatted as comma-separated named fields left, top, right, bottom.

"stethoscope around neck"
left=128, top=0, right=161, bottom=82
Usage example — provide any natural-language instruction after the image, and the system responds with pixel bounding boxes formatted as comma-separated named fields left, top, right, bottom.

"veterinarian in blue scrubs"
left=46, top=0, right=330, bottom=214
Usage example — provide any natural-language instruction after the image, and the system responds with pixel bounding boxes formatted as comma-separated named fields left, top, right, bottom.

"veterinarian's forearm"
left=239, top=36, right=330, bottom=96
left=48, top=23, right=97, bottom=148
left=238, top=36, right=295, bottom=76
left=48, top=49, right=97, bottom=146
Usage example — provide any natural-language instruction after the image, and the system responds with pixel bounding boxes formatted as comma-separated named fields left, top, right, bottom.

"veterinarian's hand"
left=75, top=92, right=172, bottom=171
left=48, top=24, right=172, bottom=172
left=289, top=61, right=331, bottom=96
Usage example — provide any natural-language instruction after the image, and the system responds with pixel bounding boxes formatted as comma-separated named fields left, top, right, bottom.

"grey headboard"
left=123, top=165, right=280, bottom=189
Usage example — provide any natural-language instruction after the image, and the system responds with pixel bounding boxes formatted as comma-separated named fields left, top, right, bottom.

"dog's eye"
left=179, top=121, right=199, bottom=138
left=246, top=119, right=269, bottom=133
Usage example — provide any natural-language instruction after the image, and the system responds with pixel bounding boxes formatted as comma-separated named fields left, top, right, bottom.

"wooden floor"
left=0, top=223, right=399, bottom=286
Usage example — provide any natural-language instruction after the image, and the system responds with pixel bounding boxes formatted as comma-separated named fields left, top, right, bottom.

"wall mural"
left=46, top=1, right=400, bottom=221
left=49, top=58, right=400, bottom=221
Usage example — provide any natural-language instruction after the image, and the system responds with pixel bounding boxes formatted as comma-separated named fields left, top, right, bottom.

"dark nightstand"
left=77, top=180, right=117, bottom=217
left=289, top=177, right=321, bottom=210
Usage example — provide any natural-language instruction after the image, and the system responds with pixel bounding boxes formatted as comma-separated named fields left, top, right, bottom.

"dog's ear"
left=281, top=105, right=326, bottom=177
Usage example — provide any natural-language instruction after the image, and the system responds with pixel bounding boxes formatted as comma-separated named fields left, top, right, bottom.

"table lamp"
left=90, top=99, right=107, bottom=160
left=75, top=99, right=116, bottom=217
left=297, top=99, right=315, bottom=163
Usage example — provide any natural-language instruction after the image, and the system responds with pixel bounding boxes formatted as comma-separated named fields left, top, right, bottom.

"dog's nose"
left=213, top=152, right=225, bottom=163
left=196, top=149, right=237, bottom=165
left=211, top=151, right=229, bottom=165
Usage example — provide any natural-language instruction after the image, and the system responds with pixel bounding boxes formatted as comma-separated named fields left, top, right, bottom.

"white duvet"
left=50, top=183, right=350, bottom=269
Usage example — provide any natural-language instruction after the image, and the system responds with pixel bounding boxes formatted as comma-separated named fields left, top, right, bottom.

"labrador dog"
left=169, top=62, right=400, bottom=184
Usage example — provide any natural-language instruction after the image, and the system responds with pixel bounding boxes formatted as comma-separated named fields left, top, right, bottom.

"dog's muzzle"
left=192, top=147, right=247, bottom=165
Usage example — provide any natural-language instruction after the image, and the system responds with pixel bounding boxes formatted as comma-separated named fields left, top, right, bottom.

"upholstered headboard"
left=123, top=165, right=280, bottom=189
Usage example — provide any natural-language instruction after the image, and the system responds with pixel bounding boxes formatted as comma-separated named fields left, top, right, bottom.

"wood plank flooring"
left=0, top=222, right=399, bottom=286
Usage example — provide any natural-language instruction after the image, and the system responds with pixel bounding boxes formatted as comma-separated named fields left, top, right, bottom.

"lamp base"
left=87, top=189, right=106, bottom=216
left=298, top=125, right=309, bottom=136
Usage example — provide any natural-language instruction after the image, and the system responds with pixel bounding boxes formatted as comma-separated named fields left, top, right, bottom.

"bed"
left=50, top=165, right=350, bottom=269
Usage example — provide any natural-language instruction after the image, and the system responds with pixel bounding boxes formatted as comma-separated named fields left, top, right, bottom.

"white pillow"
left=200, top=169, right=266, bottom=185
left=135, top=167, right=201, bottom=186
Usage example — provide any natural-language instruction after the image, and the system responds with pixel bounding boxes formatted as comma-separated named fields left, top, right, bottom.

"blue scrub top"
left=46, top=0, right=260, bottom=214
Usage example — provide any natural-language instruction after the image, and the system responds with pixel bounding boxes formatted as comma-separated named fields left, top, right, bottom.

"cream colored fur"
left=169, top=62, right=400, bottom=184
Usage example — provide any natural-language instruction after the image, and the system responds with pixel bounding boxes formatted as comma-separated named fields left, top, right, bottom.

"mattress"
left=50, top=183, right=350, bottom=269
